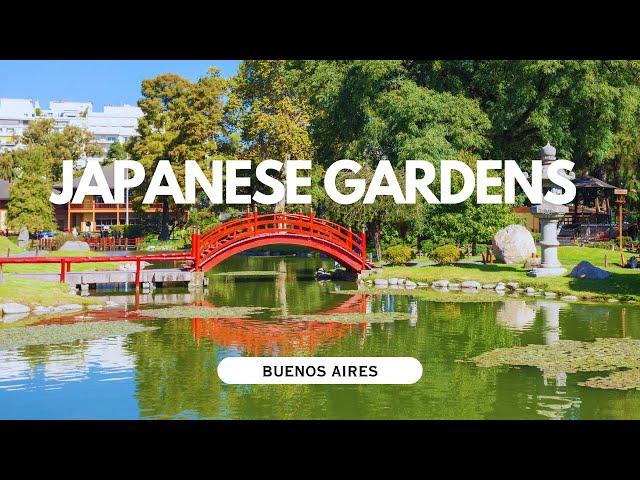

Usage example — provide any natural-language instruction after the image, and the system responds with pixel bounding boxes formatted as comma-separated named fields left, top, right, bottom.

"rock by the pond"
left=495, top=283, right=506, bottom=291
left=3, top=312, right=29, bottom=323
left=449, top=283, right=461, bottom=290
left=627, top=256, right=638, bottom=269
left=569, top=261, right=612, bottom=280
left=482, top=284, right=496, bottom=289
left=492, top=224, right=537, bottom=264
left=461, top=281, right=481, bottom=289
left=59, top=241, right=90, bottom=252
left=374, top=278, right=389, bottom=287
left=525, top=287, right=536, bottom=294
left=17, top=226, right=29, bottom=247
left=405, top=280, right=417, bottom=289
left=3, top=303, right=30, bottom=314
left=607, top=298, right=619, bottom=303
left=388, top=277, right=399, bottom=285
left=561, top=295, right=578, bottom=301
left=432, top=280, right=449, bottom=288
left=506, top=282, right=519, bottom=290
left=33, top=306, right=54, bottom=315
left=417, top=282, right=429, bottom=287
left=54, top=304, right=83, bottom=312
left=544, top=292, right=558, bottom=298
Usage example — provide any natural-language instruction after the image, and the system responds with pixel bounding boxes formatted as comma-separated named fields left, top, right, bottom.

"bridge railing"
left=196, top=212, right=365, bottom=267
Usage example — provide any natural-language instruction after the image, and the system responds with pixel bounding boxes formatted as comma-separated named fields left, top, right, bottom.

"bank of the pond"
left=369, top=246, right=640, bottom=303
left=0, top=277, right=100, bottom=328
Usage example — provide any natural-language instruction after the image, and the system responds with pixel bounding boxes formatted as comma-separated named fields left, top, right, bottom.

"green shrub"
left=429, top=244, right=463, bottom=265
left=532, top=232, right=541, bottom=243
left=384, top=244, right=416, bottom=265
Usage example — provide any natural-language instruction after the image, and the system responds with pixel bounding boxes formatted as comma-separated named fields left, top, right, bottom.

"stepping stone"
left=495, top=283, right=506, bottom=291
left=561, top=295, right=578, bottom=301
left=524, top=287, right=536, bottom=294
left=432, top=280, right=449, bottom=288
left=448, top=283, right=461, bottom=290
left=544, top=292, right=557, bottom=298
left=461, top=281, right=481, bottom=289
left=482, top=284, right=496, bottom=289
left=506, top=282, right=520, bottom=290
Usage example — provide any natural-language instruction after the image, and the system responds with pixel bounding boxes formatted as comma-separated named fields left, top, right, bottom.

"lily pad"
left=283, top=312, right=409, bottom=324
left=468, top=337, right=640, bottom=390
left=0, top=321, right=157, bottom=350
left=140, top=305, right=270, bottom=319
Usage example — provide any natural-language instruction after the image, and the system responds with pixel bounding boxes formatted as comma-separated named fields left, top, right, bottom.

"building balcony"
left=67, top=202, right=164, bottom=213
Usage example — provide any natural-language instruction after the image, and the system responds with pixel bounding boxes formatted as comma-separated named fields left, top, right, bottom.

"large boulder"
left=59, top=241, right=90, bottom=252
left=492, top=225, right=537, bottom=264
left=570, top=261, right=612, bottom=280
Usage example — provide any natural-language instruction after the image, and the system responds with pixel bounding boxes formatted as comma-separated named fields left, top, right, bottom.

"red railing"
left=0, top=252, right=193, bottom=290
left=193, top=211, right=369, bottom=272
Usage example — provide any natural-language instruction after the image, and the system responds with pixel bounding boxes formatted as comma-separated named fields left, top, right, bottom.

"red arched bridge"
left=190, top=211, right=373, bottom=272
left=0, top=212, right=371, bottom=290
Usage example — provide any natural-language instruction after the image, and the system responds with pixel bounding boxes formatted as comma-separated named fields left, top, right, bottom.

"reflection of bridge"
left=190, top=212, right=373, bottom=273
left=191, top=294, right=367, bottom=355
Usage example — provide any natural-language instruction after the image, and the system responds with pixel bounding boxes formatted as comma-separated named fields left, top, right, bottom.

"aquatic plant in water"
left=284, top=312, right=409, bottom=324
left=0, top=321, right=157, bottom=350
left=140, top=306, right=271, bottom=319
left=468, top=337, right=640, bottom=390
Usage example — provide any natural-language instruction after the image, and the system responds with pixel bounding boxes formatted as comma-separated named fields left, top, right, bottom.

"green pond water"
left=1, top=254, right=640, bottom=419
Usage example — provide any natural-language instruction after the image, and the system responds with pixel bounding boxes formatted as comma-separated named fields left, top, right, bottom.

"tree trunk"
left=374, top=220, right=382, bottom=262
left=159, top=198, right=170, bottom=241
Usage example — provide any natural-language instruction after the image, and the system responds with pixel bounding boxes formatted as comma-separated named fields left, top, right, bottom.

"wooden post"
left=67, top=203, right=71, bottom=233
left=60, top=258, right=66, bottom=283
left=309, top=209, right=314, bottom=235
left=361, top=228, right=367, bottom=269
left=135, top=257, right=141, bottom=292
left=604, top=253, right=608, bottom=268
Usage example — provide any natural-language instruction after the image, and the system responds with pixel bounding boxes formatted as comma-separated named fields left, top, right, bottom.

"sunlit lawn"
left=0, top=277, right=97, bottom=315
left=2, top=250, right=120, bottom=274
left=373, top=246, right=640, bottom=301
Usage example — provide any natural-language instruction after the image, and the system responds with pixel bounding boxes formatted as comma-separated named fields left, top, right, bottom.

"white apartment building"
left=0, top=98, right=142, bottom=155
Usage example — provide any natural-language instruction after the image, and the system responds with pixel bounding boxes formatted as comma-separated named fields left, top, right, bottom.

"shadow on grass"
left=568, top=271, right=640, bottom=298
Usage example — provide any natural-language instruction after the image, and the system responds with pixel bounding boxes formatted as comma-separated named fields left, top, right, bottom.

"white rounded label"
left=217, top=357, right=422, bottom=384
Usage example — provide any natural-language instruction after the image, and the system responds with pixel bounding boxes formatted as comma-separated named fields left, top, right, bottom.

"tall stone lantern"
left=528, top=143, right=575, bottom=278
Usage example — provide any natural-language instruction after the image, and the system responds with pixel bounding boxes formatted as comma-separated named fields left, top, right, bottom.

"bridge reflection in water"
left=190, top=294, right=369, bottom=356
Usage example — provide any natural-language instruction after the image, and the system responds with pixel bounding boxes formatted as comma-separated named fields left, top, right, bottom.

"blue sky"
left=0, top=60, right=240, bottom=110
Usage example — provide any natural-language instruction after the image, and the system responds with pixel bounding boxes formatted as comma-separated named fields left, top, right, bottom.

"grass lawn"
left=0, top=277, right=98, bottom=313
left=372, top=246, right=640, bottom=302
left=2, top=250, right=120, bottom=274
left=0, top=236, right=25, bottom=255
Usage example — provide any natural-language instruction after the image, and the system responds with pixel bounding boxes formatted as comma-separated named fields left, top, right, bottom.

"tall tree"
left=127, top=68, right=228, bottom=239
left=228, top=60, right=312, bottom=212
left=6, top=146, right=56, bottom=232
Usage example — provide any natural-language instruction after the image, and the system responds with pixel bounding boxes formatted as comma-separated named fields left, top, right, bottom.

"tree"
left=228, top=60, right=312, bottom=212
left=19, top=119, right=102, bottom=179
left=104, top=140, right=128, bottom=163
left=6, top=146, right=56, bottom=233
left=127, top=69, right=228, bottom=239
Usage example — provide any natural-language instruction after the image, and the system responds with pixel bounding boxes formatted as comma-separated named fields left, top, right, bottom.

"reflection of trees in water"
left=125, top=299, right=524, bottom=419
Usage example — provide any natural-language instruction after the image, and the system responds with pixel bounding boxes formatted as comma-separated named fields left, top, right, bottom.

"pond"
left=1, top=253, right=639, bottom=419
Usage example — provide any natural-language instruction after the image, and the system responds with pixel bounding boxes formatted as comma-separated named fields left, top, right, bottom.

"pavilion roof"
left=573, top=175, right=619, bottom=189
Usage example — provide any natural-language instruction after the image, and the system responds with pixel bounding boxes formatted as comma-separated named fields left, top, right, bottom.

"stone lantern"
left=528, top=143, right=575, bottom=278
